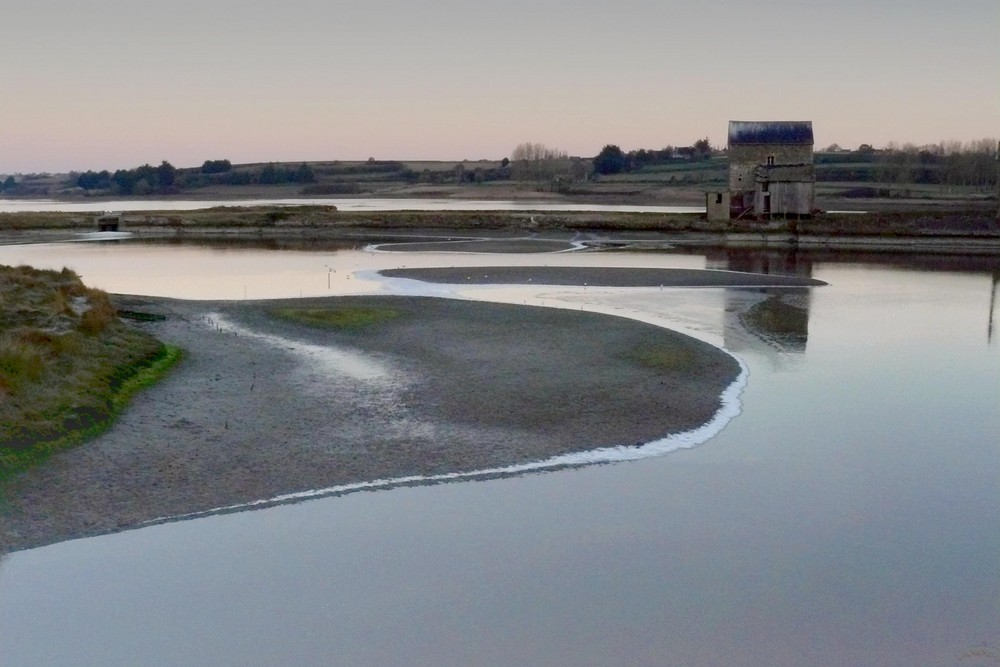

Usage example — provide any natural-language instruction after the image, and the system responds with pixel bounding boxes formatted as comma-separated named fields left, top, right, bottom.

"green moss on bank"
left=0, top=265, right=182, bottom=478
left=270, top=305, right=403, bottom=331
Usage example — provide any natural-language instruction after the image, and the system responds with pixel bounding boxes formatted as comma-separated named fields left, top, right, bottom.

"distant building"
left=95, top=212, right=122, bottom=231
left=707, top=120, right=815, bottom=221
left=706, top=191, right=730, bottom=221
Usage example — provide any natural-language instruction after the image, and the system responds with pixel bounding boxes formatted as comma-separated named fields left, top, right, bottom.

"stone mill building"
left=707, top=120, right=815, bottom=221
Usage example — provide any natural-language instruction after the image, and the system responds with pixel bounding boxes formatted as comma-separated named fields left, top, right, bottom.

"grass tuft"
left=0, top=265, right=182, bottom=479
left=0, top=332, right=48, bottom=390
left=269, top=306, right=402, bottom=331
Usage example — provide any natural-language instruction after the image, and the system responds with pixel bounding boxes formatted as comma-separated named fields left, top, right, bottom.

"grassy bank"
left=1, top=206, right=997, bottom=239
left=0, top=265, right=181, bottom=477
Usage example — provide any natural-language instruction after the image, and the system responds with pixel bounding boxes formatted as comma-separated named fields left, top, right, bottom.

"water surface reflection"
left=1, top=242, right=998, bottom=667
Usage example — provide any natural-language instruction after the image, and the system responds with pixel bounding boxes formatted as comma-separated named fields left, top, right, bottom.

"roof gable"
left=729, top=121, right=814, bottom=146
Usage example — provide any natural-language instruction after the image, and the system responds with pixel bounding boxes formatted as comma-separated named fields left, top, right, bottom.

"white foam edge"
left=141, top=273, right=748, bottom=526
left=142, top=360, right=746, bottom=525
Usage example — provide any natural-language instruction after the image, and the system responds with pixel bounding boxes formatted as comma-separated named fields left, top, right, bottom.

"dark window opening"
left=767, top=155, right=775, bottom=166
left=715, top=193, right=723, bottom=204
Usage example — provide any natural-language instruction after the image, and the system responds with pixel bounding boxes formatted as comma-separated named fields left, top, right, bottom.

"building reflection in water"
left=989, top=270, right=999, bottom=344
left=706, top=248, right=814, bottom=355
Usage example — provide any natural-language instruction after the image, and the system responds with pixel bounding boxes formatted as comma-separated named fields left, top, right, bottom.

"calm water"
left=0, top=241, right=998, bottom=666
left=0, top=197, right=704, bottom=214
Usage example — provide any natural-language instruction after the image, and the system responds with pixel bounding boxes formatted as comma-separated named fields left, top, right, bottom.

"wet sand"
left=380, top=265, right=827, bottom=287
left=0, top=268, right=776, bottom=552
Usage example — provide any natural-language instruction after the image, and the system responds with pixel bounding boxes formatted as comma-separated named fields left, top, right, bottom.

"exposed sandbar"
left=380, top=265, right=827, bottom=287
left=1, top=293, right=741, bottom=553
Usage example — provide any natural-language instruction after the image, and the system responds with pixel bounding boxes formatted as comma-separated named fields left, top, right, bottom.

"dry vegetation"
left=0, top=265, right=180, bottom=476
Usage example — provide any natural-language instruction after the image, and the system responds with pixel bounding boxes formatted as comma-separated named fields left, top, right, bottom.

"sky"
left=1, top=0, right=997, bottom=173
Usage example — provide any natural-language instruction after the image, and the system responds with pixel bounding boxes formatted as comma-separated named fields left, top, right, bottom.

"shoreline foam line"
left=140, top=357, right=747, bottom=527
left=138, top=275, right=749, bottom=528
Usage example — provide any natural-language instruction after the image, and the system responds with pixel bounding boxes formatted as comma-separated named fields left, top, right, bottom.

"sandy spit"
left=1, top=290, right=742, bottom=553
left=379, top=265, right=827, bottom=287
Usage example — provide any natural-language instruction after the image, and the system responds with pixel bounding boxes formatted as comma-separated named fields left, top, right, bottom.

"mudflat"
left=381, top=265, right=827, bottom=287
left=0, top=289, right=743, bottom=552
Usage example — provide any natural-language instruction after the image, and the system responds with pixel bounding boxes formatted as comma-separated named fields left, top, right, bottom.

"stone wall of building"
left=706, top=191, right=730, bottom=222
left=728, top=144, right=813, bottom=192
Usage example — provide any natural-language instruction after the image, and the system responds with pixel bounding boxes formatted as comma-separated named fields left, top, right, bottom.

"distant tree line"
left=256, top=162, right=316, bottom=185
left=501, top=139, right=719, bottom=184
left=200, top=159, right=232, bottom=174
left=74, top=161, right=178, bottom=195
left=0, top=173, right=52, bottom=196
left=812, top=140, right=998, bottom=192
left=70, top=159, right=317, bottom=194
left=23, top=137, right=997, bottom=199
left=873, top=140, right=997, bottom=190
left=593, top=138, right=714, bottom=175
left=185, top=162, right=317, bottom=187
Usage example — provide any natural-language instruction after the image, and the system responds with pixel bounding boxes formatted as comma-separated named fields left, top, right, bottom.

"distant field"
left=1, top=153, right=995, bottom=211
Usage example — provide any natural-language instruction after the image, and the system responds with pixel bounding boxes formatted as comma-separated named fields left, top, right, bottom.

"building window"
left=715, top=193, right=723, bottom=204
left=762, top=182, right=769, bottom=192
left=766, top=155, right=775, bottom=166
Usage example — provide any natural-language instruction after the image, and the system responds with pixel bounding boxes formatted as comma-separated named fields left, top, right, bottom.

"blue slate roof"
left=729, top=121, right=814, bottom=146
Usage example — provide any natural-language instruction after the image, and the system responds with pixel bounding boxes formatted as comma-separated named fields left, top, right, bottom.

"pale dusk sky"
left=1, top=0, right=996, bottom=173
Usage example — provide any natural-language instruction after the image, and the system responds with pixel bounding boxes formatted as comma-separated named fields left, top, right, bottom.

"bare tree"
left=509, top=142, right=569, bottom=181
left=877, top=138, right=998, bottom=194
